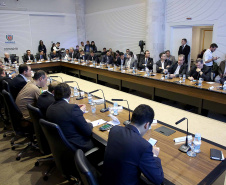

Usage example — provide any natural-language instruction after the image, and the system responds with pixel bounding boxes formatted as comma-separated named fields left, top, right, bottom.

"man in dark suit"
left=103, top=104, right=164, bottom=185
left=102, top=50, right=114, bottom=65
left=0, top=68, right=12, bottom=93
left=169, top=54, right=188, bottom=78
left=4, top=53, right=16, bottom=65
left=50, top=50, right=60, bottom=60
left=23, top=50, right=34, bottom=63
left=69, top=47, right=77, bottom=59
left=84, top=40, right=91, bottom=53
left=116, top=52, right=126, bottom=66
left=187, top=58, right=211, bottom=81
left=46, top=83, right=94, bottom=152
left=178, top=38, right=190, bottom=64
left=156, top=52, right=172, bottom=73
left=36, top=50, right=47, bottom=61
left=139, top=50, right=153, bottom=70
left=87, top=51, right=99, bottom=63
left=9, top=64, right=31, bottom=100
left=37, top=81, right=59, bottom=117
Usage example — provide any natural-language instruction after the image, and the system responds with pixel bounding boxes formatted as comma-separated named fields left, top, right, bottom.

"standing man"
left=203, top=43, right=219, bottom=69
left=84, top=41, right=91, bottom=53
left=178, top=38, right=190, bottom=64
left=103, top=104, right=164, bottom=185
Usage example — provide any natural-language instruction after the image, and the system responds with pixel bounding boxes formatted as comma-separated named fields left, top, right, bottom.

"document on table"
left=91, top=119, right=106, bottom=127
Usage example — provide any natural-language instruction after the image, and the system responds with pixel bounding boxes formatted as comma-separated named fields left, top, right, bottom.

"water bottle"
left=73, top=87, right=78, bottom=97
left=223, top=81, right=226, bottom=90
left=113, top=102, right=118, bottom=116
left=88, top=93, right=92, bottom=104
left=146, top=67, right=149, bottom=77
left=183, top=74, right=186, bottom=83
left=198, top=78, right=202, bottom=86
left=165, top=73, right=168, bottom=80
left=193, top=133, right=201, bottom=153
left=121, top=64, right=123, bottom=71
left=91, top=102, right=96, bottom=114
left=114, top=65, right=117, bottom=71
left=35, top=58, right=37, bottom=63
left=72, top=57, right=74, bottom=62
left=48, top=56, right=50, bottom=61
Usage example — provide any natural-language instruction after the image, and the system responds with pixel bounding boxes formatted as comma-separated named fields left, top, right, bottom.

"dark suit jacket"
left=168, top=62, right=188, bottom=77
left=87, top=55, right=99, bottom=63
left=37, top=91, right=55, bottom=117
left=116, top=58, right=126, bottom=66
left=23, top=54, right=34, bottom=62
left=178, top=45, right=190, bottom=64
left=0, top=76, right=12, bottom=93
left=139, top=57, right=153, bottom=70
left=84, top=44, right=91, bottom=52
left=103, top=124, right=164, bottom=185
left=50, top=53, right=60, bottom=59
left=218, top=60, right=226, bottom=77
left=102, top=55, right=114, bottom=65
left=4, top=57, right=16, bottom=64
left=46, top=100, right=94, bottom=152
left=9, top=74, right=27, bottom=100
left=69, top=52, right=77, bottom=59
left=76, top=54, right=87, bottom=60
left=187, top=65, right=211, bottom=81
left=90, top=45, right=97, bottom=53
left=36, top=54, right=47, bottom=61
left=156, top=60, right=172, bottom=73
left=38, top=45, right=47, bottom=54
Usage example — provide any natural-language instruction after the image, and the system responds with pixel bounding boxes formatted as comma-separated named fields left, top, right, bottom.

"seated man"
left=64, top=49, right=70, bottom=60
left=4, top=53, right=16, bottom=65
left=125, top=51, right=137, bottom=69
left=16, top=70, right=47, bottom=120
left=87, top=51, right=99, bottom=63
left=102, top=50, right=114, bottom=65
left=168, top=54, right=187, bottom=78
left=103, top=104, right=164, bottom=185
left=165, top=50, right=176, bottom=64
left=116, top=52, right=125, bottom=67
left=37, top=81, right=59, bottom=117
left=9, top=64, right=31, bottom=100
left=156, top=52, right=172, bottom=73
left=69, top=47, right=77, bottom=59
left=139, top=50, right=153, bottom=70
left=36, top=50, right=47, bottom=61
left=76, top=49, right=86, bottom=60
left=215, top=60, right=226, bottom=82
left=23, top=50, right=34, bottom=63
left=187, top=58, right=211, bottom=81
left=46, top=83, right=94, bottom=152
left=50, top=50, right=60, bottom=60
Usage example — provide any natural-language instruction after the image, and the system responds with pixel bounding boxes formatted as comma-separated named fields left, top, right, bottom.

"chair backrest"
left=39, top=119, right=78, bottom=178
left=74, top=149, right=99, bottom=185
left=2, top=80, right=10, bottom=93
left=27, top=104, right=51, bottom=155
left=2, top=89, right=23, bottom=132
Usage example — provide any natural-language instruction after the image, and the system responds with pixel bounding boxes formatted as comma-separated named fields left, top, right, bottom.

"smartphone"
left=99, top=124, right=113, bottom=131
left=148, top=138, right=157, bottom=146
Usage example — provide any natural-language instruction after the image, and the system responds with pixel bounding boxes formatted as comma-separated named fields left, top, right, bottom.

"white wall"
left=0, top=0, right=77, bottom=62
left=85, top=0, right=146, bottom=54
left=165, top=0, right=226, bottom=64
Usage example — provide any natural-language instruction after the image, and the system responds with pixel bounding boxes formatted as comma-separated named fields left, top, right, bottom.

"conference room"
left=0, top=0, right=225, bottom=185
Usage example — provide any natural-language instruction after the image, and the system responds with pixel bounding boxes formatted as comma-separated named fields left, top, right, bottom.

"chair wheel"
left=11, top=146, right=15, bottom=150
left=35, top=161, right=39, bottom=166
left=3, top=134, right=6, bottom=137
left=43, top=175, right=48, bottom=181
left=16, top=157, right=21, bottom=161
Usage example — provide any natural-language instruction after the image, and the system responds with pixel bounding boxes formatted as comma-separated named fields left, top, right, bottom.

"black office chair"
left=39, top=119, right=79, bottom=182
left=2, top=90, right=37, bottom=160
left=2, top=80, right=11, bottom=94
left=74, top=149, right=101, bottom=185
left=27, top=104, right=55, bottom=181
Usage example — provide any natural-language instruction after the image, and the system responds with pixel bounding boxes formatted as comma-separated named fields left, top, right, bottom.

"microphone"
left=89, top=89, right=109, bottom=113
left=175, top=117, right=190, bottom=153
left=112, top=99, right=131, bottom=125
left=64, top=81, right=84, bottom=100
left=49, top=76, right=63, bottom=82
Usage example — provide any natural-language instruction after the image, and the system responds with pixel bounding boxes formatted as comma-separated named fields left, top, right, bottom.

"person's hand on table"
left=152, top=146, right=160, bottom=157
left=86, top=119, right=91, bottom=123
left=196, top=68, right=201, bottom=73
left=188, top=76, right=194, bottom=81
left=79, top=104, right=86, bottom=112
left=170, top=74, right=175, bottom=78
left=159, top=67, right=162, bottom=69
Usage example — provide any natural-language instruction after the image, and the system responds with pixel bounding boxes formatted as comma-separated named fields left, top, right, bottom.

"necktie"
left=145, top=59, right=147, bottom=65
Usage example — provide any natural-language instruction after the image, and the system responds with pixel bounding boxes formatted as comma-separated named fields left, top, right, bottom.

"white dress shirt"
left=203, top=49, right=213, bottom=67
left=174, top=65, right=181, bottom=75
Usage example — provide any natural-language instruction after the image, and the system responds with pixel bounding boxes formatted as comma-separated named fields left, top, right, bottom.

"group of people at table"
left=0, top=39, right=225, bottom=185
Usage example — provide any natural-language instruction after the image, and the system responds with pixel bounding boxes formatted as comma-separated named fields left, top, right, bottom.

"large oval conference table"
left=27, top=60, right=226, bottom=185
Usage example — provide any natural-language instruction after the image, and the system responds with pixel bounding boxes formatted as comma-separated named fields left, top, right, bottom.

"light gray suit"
left=167, top=55, right=176, bottom=64
left=125, top=58, right=137, bottom=69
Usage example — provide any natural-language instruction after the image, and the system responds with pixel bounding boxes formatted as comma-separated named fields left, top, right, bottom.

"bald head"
left=48, top=81, right=60, bottom=94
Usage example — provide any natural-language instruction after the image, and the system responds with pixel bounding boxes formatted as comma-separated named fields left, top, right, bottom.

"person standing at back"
left=178, top=38, right=190, bottom=64
left=203, top=43, right=219, bottom=70
left=38, top=40, right=47, bottom=54
left=103, top=104, right=164, bottom=185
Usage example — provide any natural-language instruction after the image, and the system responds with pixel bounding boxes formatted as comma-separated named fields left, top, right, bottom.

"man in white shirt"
left=203, top=43, right=219, bottom=69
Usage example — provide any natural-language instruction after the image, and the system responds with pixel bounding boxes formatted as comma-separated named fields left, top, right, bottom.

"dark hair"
left=103, top=48, right=106, bottom=50
left=90, top=50, right=94, bottom=54
left=210, top=43, right=218, bottom=48
left=0, top=68, right=4, bottom=75
left=119, top=52, right=124, bottom=56
left=48, top=81, right=59, bottom=92
left=128, top=51, right=133, bottom=57
left=159, top=52, right=165, bottom=58
left=196, top=58, right=203, bottom=64
left=33, top=70, right=46, bottom=80
left=39, top=40, right=43, bottom=45
left=19, top=64, right=29, bottom=74
left=26, top=50, right=30, bottom=53
left=165, top=50, right=170, bottom=53
left=182, top=38, right=187, bottom=43
left=66, top=49, right=69, bottom=52
left=131, top=104, right=154, bottom=126
left=54, top=83, right=71, bottom=101
left=144, top=50, right=149, bottom=55
left=126, top=49, right=130, bottom=51
left=56, top=42, right=60, bottom=44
